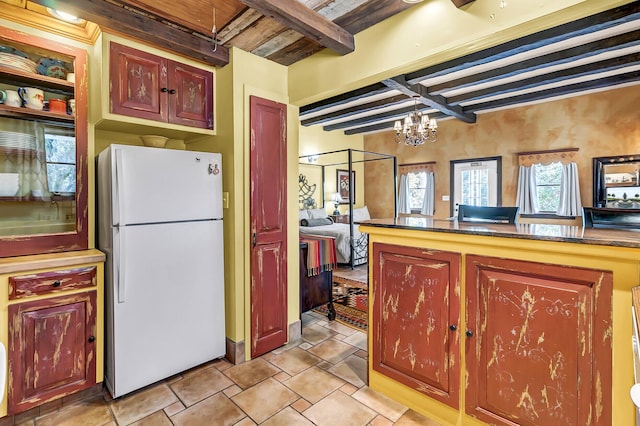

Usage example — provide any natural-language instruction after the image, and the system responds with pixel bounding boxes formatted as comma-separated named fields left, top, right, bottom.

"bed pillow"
left=299, top=210, right=310, bottom=221
left=301, top=217, right=334, bottom=227
left=308, top=208, right=328, bottom=219
left=351, top=206, right=371, bottom=221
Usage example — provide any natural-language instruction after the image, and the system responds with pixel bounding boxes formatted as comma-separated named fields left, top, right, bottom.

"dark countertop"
left=357, top=217, right=640, bottom=249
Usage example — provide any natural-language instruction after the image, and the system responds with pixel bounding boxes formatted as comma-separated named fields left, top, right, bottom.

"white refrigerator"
left=97, top=144, right=225, bottom=398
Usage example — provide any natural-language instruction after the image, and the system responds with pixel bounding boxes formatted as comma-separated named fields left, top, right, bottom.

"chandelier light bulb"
left=395, top=96, right=437, bottom=146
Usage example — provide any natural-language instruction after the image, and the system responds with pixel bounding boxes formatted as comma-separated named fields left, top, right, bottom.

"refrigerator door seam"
left=115, top=226, right=126, bottom=303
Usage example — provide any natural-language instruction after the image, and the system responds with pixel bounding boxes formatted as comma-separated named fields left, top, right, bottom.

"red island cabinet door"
left=465, top=255, right=612, bottom=426
left=372, top=243, right=461, bottom=409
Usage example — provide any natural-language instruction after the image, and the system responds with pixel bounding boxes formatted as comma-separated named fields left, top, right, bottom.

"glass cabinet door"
left=0, top=27, right=87, bottom=257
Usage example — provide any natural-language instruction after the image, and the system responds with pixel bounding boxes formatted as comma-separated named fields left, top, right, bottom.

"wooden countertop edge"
left=0, top=249, right=106, bottom=274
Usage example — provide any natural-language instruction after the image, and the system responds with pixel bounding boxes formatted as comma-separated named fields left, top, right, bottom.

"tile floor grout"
left=27, top=309, right=440, bottom=426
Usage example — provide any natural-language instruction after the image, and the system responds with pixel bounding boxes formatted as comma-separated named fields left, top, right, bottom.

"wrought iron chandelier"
left=394, top=96, right=438, bottom=146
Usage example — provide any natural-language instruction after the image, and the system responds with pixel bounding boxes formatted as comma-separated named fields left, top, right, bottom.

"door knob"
left=161, top=87, right=168, bottom=93
left=449, top=324, right=457, bottom=331
left=88, top=336, right=96, bottom=343
left=52, top=280, right=61, bottom=287
left=465, top=330, right=474, bottom=338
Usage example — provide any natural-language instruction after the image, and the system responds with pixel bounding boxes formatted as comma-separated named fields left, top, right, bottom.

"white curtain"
left=516, top=165, right=538, bottom=214
left=398, top=174, right=411, bottom=214
left=556, top=162, right=582, bottom=216
left=420, top=172, right=435, bottom=216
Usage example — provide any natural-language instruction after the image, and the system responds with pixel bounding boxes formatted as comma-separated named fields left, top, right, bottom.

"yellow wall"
left=364, top=85, right=640, bottom=220
left=288, top=0, right=633, bottom=105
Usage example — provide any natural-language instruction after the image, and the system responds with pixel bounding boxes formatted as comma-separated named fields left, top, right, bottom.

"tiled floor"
left=25, top=311, right=442, bottom=426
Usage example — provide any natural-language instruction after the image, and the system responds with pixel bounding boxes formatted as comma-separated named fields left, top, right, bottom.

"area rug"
left=314, top=276, right=368, bottom=330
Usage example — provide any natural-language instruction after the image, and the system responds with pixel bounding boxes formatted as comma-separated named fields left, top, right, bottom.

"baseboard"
left=289, top=319, right=302, bottom=342
left=225, top=337, right=245, bottom=365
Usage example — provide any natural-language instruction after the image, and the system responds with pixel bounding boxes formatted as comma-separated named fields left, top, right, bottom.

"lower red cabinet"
left=372, top=243, right=461, bottom=409
left=8, top=291, right=97, bottom=414
left=465, top=255, right=612, bottom=426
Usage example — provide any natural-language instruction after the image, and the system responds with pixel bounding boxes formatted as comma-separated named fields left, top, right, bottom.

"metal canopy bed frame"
left=299, top=148, right=397, bottom=268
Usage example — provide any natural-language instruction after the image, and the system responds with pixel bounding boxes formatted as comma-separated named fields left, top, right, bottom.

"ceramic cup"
left=18, top=87, right=44, bottom=111
left=0, top=90, right=20, bottom=107
left=68, top=98, right=76, bottom=115
left=49, top=98, right=67, bottom=114
left=66, top=72, right=75, bottom=83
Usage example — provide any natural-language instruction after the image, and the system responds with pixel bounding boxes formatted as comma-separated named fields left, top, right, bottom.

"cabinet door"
left=465, top=255, right=612, bottom=426
left=110, top=42, right=167, bottom=122
left=372, top=243, right=461, bottom=409
left=168, top=60, right=213, bottom=129
left=8, top=291, right=97, bottom=415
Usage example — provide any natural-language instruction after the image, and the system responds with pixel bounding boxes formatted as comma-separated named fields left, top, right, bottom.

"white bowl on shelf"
left=0, top=173, right=19, bottom=196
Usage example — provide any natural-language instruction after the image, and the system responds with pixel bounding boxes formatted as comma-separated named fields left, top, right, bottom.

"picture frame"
left=336, top=169, right=355, bottom=204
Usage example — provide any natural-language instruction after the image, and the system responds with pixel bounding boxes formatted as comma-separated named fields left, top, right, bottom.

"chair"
left=457, top=205, right=519, bottom=224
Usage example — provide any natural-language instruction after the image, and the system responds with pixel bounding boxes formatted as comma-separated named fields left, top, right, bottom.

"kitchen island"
left=359, top=217, right=639, bottom=426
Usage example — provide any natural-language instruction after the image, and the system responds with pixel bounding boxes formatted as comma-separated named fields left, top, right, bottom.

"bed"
left=299, top=206, right=369, bottom=266
left=298, top=149, right=398, bottom=267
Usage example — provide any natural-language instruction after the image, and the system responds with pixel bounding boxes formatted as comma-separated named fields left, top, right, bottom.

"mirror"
left=593, top=154, right=640, bottom=209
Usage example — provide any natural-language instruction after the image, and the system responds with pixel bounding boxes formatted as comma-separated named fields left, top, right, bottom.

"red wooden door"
left=168, top=60, right=213, bottom=129
left=372, top=243, right=461, bottom=409
left=465, top=255, right=612, bottom=426
left=110, top=42, right=167, bottom=122
left=250, top=95, right=287, bottom=358
left=8, top=291, right=97, bottom=414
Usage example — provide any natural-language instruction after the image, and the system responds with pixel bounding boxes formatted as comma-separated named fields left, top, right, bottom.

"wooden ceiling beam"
left=30, top=0, right=230, bottom=66
left=382, top=76, right=476, bottom=123
left=238, top=0, right=354, bottom=55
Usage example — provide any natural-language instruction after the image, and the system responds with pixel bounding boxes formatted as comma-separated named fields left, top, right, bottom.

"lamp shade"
left=331, top=192, right=343, bottom=203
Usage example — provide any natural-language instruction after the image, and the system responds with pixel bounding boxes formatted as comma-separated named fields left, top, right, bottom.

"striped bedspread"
left=300, top=235, right=337, bottom=277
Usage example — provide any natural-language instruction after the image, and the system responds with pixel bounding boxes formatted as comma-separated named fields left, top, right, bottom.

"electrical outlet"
left=442, top=195, right=450, bottom=201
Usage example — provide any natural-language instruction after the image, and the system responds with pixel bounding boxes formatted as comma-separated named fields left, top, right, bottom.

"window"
left=534, top=162, right=563, bottom=212
left=407, top=171, right=426, bottom=212
left=44, top=132, right=76, bottom=194
left=451, top=157, right=501, bottom=217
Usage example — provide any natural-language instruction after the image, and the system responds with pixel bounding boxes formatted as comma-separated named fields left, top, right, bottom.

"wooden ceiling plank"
left=406, top=1, right=640, bottom=84
left=301, top=94, right=410, bottom=126
left=466, top=69, right=640, bottom=112
left=238, top=0, right=354, bottom=55
left=226, top=15, right=288, bottom=52
left=451, top=0, right=475, bottom=7
left=30, top=0, right=229, bottom=66
left=335, top=0, right=413, bottom=35
left=428, top=29, right=640, bottom=96
left=448, top=51, right=640, bottom=106
left=266, top=37, right=323, bottom=66
left=383, top=77, right=476, bottom=123
left=119, top=0, right=247, bottom=35
left=218, top=8, right=263, bottom=44
left=252, top=28, right=304, bottom=57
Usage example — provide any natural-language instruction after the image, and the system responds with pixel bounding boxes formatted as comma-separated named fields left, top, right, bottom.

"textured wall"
left=364, top=85, right=640, bottom=220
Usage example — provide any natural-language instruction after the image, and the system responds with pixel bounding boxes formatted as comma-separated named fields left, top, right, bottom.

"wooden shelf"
left=0, top=65, right=74, bottom=95
left=0, top=104, right=74, bottom=126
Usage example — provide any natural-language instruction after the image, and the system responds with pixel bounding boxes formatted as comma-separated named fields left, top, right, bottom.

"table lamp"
left=331, top=192, right=342, bottom=215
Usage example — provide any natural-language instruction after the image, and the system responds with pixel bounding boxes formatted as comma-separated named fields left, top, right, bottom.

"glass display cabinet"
left=0, top=27, right=87, bottom=257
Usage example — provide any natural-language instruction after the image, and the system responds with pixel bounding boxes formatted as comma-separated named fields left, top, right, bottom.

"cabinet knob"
left=52, top=280, right=61, bottom=287
left=161, top=87, right=168, bottom=93
left=465, top=330, right=474, bottom=338
left=88, top=336, right=96, bottom=343
left=169, top=89, right=176, bottom=95
left=449, top=324, right=457, bottom=331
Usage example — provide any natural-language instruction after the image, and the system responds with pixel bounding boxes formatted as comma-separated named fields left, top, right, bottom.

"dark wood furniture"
left=330, top=214, right=349, bottom=224
left=457, top=205, right=519, bottom=224
left=110, top=41, right=213, bottom=129
left=299, top=242, right=335, bottom=320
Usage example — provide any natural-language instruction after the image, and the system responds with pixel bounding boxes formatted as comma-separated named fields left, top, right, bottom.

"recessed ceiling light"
left=46, top=8, right=85, bottom=24
left=403, top=0, right=424, bottom=3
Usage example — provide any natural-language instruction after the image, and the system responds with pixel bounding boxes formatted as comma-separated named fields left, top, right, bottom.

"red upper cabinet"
left=109, top=42, right=213, bottom=130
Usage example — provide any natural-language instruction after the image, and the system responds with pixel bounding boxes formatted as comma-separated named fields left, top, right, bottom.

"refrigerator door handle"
left=115, top=226, right=126, bottom=303
left=114, top=149, right=125, bottom=226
